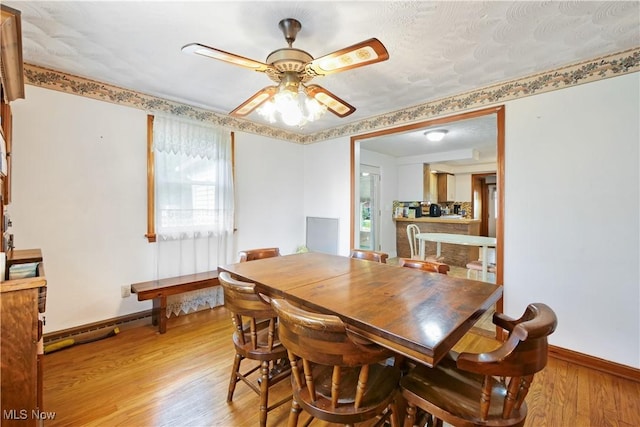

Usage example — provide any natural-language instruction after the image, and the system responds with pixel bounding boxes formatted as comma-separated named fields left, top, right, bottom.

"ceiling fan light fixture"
left=184, top=20, right=388, bottom=125
left=425, top=130, right=448, bottom=142
left=277, top=91, right=304, bottom=126
left=304, top=95, right=326, bottom=119
left=257, top=83, right=327, bottom=127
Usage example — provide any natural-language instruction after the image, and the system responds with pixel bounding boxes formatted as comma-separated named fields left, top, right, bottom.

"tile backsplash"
left=393, top=201, right=473, bottom=218
left=440, top=201, right=472, bottom=218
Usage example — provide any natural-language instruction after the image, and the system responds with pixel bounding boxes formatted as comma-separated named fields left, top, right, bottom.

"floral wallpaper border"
left=24, top=47, right=639, bottom=145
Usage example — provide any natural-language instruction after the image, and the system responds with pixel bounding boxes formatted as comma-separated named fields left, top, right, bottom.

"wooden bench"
left=131, top=271, right=219, bottom=334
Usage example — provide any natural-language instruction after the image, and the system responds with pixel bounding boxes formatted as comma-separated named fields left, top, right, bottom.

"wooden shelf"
left=7, top=248, right=43, bottom=265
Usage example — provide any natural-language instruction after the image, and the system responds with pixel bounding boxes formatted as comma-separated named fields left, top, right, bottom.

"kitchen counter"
left=395, top=218, right=481, bottom=266
left=395, top=216, right=479, bottom=224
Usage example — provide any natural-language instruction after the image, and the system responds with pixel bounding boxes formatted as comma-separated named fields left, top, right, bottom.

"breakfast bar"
left=395, top=216, right=481, bottom=266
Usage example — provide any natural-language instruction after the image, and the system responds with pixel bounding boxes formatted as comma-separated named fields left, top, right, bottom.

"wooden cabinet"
left=437, top=173, right=456, bottom=203
left=0, top=3, right=23, bottom=248
left=0, top=10, right=35, bottom=424
left=1, top=99, right=12, bottom=206
left=1, top=250, right=46, bottom=426
left=1, top=4, right=26, bottom=102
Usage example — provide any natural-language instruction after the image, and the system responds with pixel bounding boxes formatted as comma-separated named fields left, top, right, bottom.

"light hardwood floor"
left=42, top=307, right=640, bottom=426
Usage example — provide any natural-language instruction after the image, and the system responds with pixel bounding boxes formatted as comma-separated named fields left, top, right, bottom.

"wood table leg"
left=158, top=296, right=167, bottom=334
left=152, top=298, right=160, bottom=326
left=152, top=297, right=168, bottom=334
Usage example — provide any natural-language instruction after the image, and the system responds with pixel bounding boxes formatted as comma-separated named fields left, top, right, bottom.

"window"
left=146, top=114, right=234, bottom=242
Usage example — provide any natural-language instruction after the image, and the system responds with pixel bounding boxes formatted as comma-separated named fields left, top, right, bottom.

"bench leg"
left=152, top=297, right=168, bottom=334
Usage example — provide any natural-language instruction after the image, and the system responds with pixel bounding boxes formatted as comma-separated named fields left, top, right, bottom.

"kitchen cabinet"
left=437, top=173, right=456, bottom=203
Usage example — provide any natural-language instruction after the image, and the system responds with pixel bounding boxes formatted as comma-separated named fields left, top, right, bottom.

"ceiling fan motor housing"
left=265, top=48, right=314, bottom=83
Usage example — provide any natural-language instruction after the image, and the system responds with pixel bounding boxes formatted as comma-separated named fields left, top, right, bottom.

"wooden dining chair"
left=271, top=298, right=402, bottom=427
left=218, top=272, right=291, bottom=427
left=466, top=260, right=497, bottom=280
left=400, top=303, right=557, bottom=427
left=239, top=247, right=281, bottom=262
left=399, top=257, right=450, bottom=274
left=349, top=248, right=389, bottom=263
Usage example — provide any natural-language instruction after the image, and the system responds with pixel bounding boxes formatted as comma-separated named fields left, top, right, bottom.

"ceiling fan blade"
left=306, top=38, right=389, bottom=76
left=305, top=85, right=356, bottom=118
left=182, top=43, right=272, bottom=72
left=230, top=86, right=277, bottom=117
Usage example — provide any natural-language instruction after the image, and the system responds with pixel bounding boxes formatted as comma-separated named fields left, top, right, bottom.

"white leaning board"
left=306, top=217, right=339, bottom=255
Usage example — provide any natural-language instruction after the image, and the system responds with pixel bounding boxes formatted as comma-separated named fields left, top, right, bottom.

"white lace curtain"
left=152, top=115, right=234, bottom=316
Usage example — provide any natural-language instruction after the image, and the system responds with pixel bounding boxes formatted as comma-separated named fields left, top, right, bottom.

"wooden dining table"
left=218, top=252, right=502, bottom=367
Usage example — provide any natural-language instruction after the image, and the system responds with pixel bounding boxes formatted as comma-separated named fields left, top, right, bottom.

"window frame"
left=146, top=114, right=235, bottom=243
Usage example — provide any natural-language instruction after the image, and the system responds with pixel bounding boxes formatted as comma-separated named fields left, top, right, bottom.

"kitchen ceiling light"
left=425, top=130, right=448, bottom=142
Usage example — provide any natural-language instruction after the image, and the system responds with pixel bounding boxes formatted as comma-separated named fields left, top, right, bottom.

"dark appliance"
left=453, top=204, right=461, bottom=214
left=408, top=206, right=422, bottom=218
left=429, top=203, right=442, bottom=217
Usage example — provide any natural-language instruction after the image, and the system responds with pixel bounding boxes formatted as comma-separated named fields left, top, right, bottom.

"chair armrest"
left=493, top=304, right=557, bottom=339
left=492, top=311, right=519, bottom=332
left=493, top=304, right=539, bottom=332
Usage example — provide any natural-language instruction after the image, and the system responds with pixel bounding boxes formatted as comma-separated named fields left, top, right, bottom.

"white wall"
left=10, top=85, right=305, bottom=332
left=302, top=137, right=352, bottom=256
left=396, top=164, right=424, bottom=201
left=11, top=86, right=154, bottom=332
left=504, top=72, right=639, bottom=368
left=233, top=132, right=305, bottom=256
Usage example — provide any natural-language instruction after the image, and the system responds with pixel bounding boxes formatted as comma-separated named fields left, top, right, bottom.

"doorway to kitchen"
left=350, top=106, right=505, bottom=337
left=358, top=165, right=381, bottom=251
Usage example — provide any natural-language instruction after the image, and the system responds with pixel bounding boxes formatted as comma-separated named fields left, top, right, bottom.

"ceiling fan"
left=182, top=18, right=389, bottom=123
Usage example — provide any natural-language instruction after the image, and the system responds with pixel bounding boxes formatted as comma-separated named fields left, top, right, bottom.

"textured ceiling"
left=360, top=113, right=498, bottom=163
left=5, top=0, right=639, bottom=160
